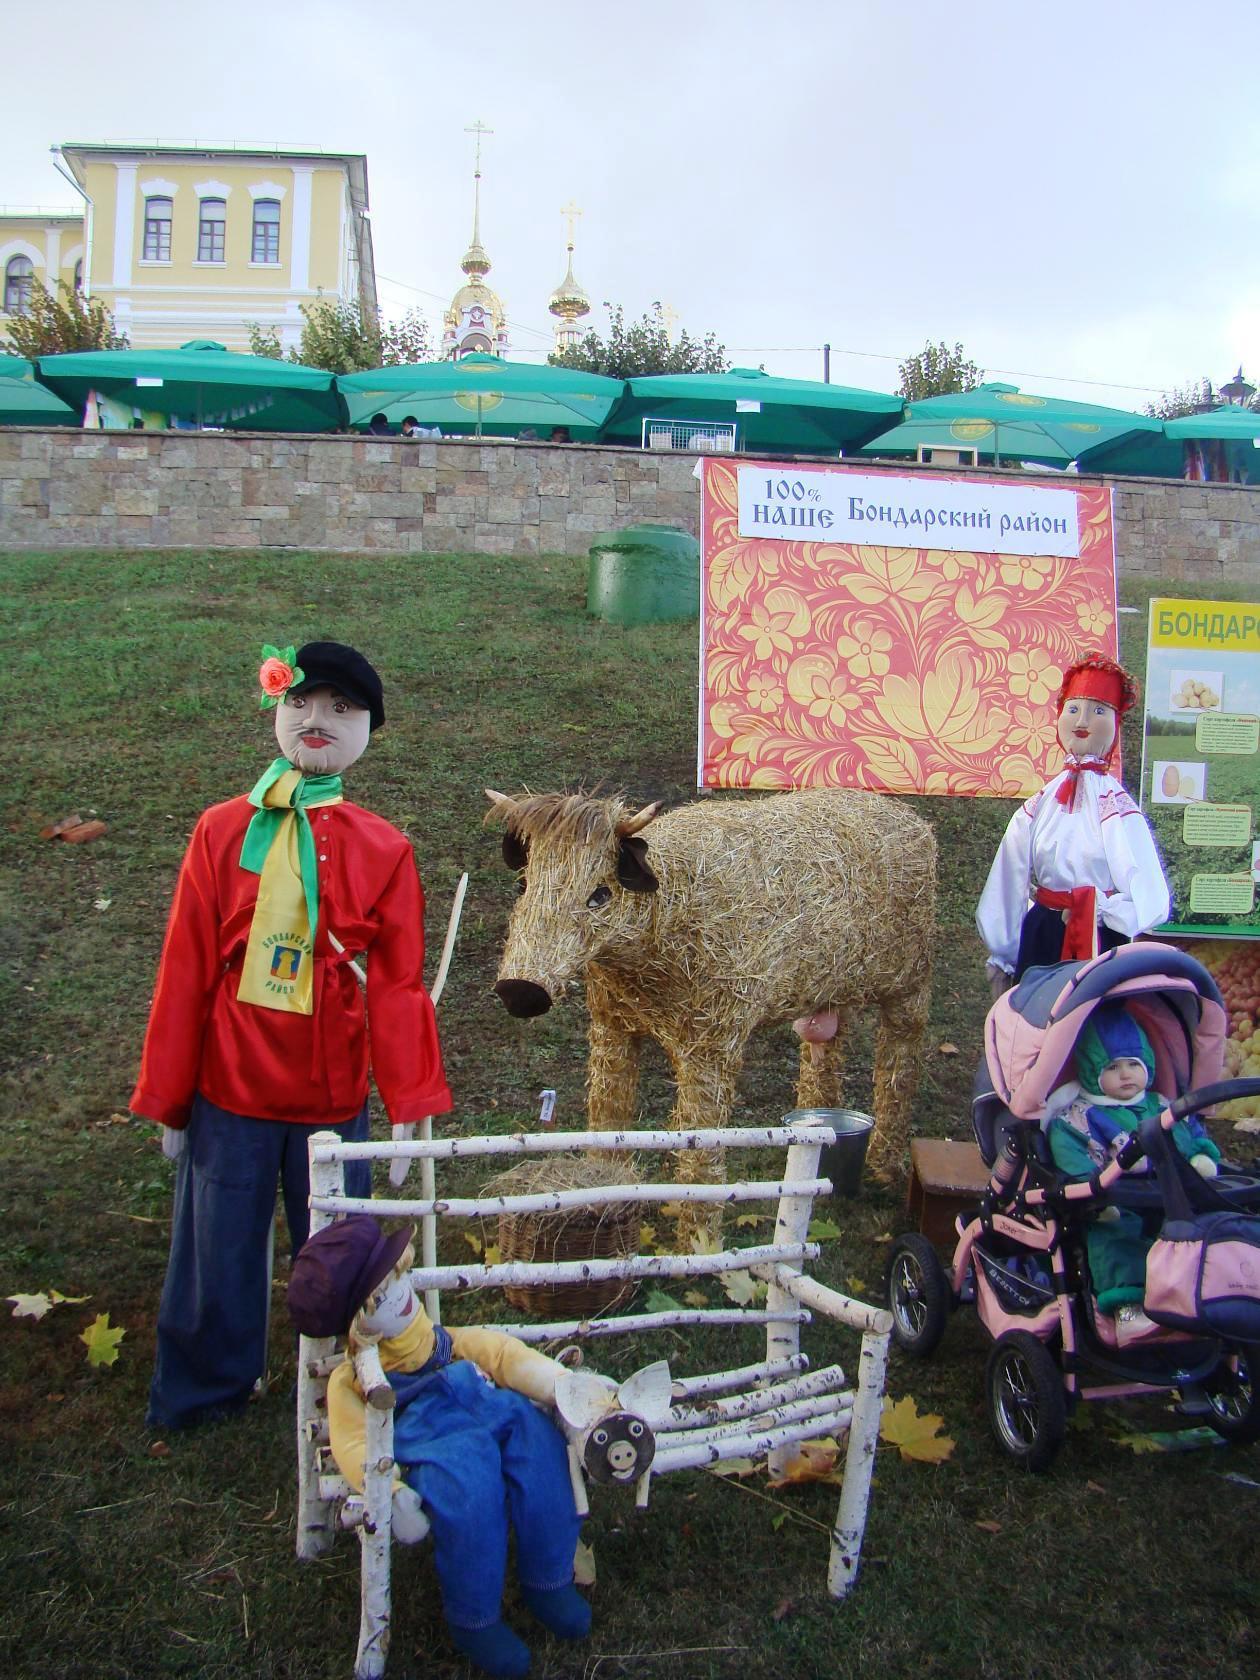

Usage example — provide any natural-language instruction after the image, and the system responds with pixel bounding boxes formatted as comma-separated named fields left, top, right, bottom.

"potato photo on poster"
left=1170, top=668, right=1224, bottom=712
left=1150, top=760, right=1207, bottom=804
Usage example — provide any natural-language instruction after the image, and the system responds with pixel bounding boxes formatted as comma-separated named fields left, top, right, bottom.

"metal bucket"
left=784, top=1107, right=875, bottom=1199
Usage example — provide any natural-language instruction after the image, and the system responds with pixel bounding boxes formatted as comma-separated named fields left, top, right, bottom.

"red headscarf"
left=1053, top=654, right=1138, bottom=807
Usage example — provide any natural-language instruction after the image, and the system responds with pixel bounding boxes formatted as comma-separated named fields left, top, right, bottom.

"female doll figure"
left=977, top=653, right=1170, bottom=988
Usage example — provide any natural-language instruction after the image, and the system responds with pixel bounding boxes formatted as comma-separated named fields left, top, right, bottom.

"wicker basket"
left=487, top=1154, right=641, bottom=1320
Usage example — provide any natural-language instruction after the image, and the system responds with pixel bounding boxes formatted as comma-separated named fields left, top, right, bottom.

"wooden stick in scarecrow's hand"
left=328, top=872, right=469, bottom=1191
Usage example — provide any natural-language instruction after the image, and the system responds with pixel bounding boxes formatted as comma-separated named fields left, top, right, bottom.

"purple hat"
left=287, top=1215, right=412, bottom=1337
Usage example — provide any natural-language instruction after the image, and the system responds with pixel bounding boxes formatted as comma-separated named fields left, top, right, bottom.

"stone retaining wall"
left=1, top=427, right=1257, bottom=582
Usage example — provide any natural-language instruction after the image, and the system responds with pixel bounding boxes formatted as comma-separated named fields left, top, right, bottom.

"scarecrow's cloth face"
left=358, top=1272, right=417, bottom=1339
left=275, top=685, right=371, bottom=776
left=1056, top=696, right=1117, bottom=760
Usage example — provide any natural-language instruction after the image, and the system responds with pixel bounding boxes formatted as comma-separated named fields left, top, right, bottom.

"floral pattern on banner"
left=700, top=459, right=1118, bottom=797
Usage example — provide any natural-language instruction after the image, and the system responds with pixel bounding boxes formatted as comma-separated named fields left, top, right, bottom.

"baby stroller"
left=885, top=942, right=1260, bottom=1469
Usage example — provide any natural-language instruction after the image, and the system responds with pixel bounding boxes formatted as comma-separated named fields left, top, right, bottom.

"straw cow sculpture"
left=486, top=788, right=936, bottom=1187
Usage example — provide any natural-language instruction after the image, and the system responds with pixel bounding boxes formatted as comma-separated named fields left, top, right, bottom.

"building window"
left=252, top=198, right=281, bottom=264
left=143, top=197, right=172, bottom=261
left=197, top=198, right=227, bottom=263
left=73, top=259, right=83, bottom=293
left=4, top=255, right=34, bottom=315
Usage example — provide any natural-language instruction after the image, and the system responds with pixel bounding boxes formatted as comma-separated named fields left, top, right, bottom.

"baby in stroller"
left=1044, top=1001, right=1220, bottom=1344
left=886, top=942, right=1260, bottom=1469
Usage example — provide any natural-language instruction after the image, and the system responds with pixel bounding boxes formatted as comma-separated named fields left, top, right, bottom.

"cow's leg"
left=660, top=1036, right=742, bottom=1249
left=868, top=982, right=930, bottom=1181
left=794, top=1015, right=848, bottom=1112
left=586, top=1011, right=642, bottom=1135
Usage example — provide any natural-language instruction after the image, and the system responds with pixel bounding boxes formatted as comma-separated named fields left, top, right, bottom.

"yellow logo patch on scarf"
left=237, top=764, right=341, bottom=1014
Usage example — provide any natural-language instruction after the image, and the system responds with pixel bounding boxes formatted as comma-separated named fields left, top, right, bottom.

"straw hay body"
left=490, top=787, right=936, bottom=1189
left=485, top=1152, right=641, bottom=1317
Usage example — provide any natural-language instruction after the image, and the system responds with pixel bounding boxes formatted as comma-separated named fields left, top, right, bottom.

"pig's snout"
left=494, top=979, right=553, bottom=1018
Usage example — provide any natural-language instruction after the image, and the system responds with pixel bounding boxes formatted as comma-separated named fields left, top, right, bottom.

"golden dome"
left=548, top=250, right=590, bottom=323
left=444, top=277, right=506, bottom=331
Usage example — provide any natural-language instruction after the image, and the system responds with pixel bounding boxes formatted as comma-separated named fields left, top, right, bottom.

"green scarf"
left=241, top=757, right=343, bottom=939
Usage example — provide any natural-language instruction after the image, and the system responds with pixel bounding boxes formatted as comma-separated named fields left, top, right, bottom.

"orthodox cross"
left=465, top=119, right=493, bottom=178
left=561, top=199, right=582, bottom=251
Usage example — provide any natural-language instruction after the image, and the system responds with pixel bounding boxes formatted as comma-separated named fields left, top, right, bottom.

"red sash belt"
left=1034, top=885, right=1098, bottom=962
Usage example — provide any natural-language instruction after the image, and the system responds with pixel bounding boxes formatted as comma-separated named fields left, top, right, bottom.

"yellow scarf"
left=238, top=763, right=342, bottom=1014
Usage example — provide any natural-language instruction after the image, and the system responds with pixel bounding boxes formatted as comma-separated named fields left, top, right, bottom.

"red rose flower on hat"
left=258, top=642, right=305, bottom=709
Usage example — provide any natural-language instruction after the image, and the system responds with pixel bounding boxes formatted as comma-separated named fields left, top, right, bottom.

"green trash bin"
left=587, top=524, right=700, bottom=626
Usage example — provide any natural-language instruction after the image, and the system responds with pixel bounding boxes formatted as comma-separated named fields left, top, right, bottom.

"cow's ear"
left=616, top=835, right=658, bottom=894
left=502, top=829, right=528, bottom=871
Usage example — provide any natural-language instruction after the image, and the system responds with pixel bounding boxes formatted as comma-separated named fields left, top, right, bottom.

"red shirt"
left=130, top=795, right=452, bottom=1129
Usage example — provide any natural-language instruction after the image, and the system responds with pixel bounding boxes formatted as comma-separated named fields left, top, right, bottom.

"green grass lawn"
left=1, top=552, right=1258, bottom=1680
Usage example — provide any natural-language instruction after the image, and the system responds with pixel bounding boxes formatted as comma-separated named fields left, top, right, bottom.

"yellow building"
left=2, top=141, right=376, bottom=353
left=0, top=208, right=85, bottom=327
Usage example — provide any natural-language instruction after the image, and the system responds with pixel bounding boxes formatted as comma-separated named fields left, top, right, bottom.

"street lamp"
left=1219, top=366, right=1256, bottom=407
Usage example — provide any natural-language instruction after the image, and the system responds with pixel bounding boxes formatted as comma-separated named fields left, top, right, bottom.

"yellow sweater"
left=327, top=1308, right=562, bottom=1493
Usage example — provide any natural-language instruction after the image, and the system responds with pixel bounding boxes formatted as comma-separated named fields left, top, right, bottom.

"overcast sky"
left=5, top=0, right=1257, bottom=410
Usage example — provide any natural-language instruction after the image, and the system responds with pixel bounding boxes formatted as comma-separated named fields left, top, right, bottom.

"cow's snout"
left=494, top=979, right=553, bottom=1018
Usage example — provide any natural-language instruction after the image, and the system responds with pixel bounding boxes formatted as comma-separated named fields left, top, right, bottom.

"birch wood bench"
left=295, top=1120, right=893, bottom=1680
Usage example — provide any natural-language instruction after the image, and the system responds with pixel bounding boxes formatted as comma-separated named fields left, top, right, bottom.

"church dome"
left=548, top=252, right=590, bottom=323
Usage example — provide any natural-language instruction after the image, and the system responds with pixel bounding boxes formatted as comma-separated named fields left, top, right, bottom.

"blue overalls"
left=390, top=1328, right=582, bottom=1631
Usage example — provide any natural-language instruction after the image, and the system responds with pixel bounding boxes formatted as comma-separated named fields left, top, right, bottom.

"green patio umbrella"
left=599, top=366, right=903, bottom=454
left=858, top=383, right=1160, bottom=467
left=0, top=356, right=79, bottom=425
left=339, top=353, right=624, bottom=438
left=1074, top=406, right=1260, bottom=480
left=35, top=341, right=344, bottom=431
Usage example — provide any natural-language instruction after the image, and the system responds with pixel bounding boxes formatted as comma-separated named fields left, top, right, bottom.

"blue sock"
left=447, top=1620, right=531, bottom=1677
left=520, top=1583, right=592, bottom=1641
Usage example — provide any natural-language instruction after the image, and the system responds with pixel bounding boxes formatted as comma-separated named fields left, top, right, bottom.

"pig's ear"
left=554, top=1369, right=613, bottom=1432
left=616, top=835, right=658, bottom=894
left=502, top=829, right=528, bottom=871
left=617, top=1360, right=674, bottom=1422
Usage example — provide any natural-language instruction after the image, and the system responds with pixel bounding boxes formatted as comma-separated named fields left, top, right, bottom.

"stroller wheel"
left=886, top=1233, right=950, bottom=1358
left=1205, top=1348, right=1260, bottom=1445
left=985, top=1331, right=1066, bottom=1471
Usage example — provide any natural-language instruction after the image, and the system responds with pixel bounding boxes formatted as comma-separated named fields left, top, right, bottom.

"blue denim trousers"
left=146, top=1093, right=371, bottom=1431
left=391, top=1360, right=581, bottom=1630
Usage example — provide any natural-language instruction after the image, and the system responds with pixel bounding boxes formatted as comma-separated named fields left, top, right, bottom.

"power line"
left=374, top=278, right=1170, bottom=395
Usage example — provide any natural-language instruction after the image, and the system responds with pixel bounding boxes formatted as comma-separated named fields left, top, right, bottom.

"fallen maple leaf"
left=638, top=1224, right=657, bottom=1251
left=767, top=1437, right=845, bottom=1487
left=879, top=1395, right=955, bottom=1464
left=688, top=1230, right=722, bottom=1256
left=573, top=1539, right=596, bottom=1587
left=644, top=1287, right=683, bottom=1314
left=846, top=1276, right=869, bottom=1295
left=682, top=1288, right=708, bottom=1308
left=482, top=1243, right=501, bottom=1266
left=8, top=1293, right=54, bottom=1321
left=710, top=1457, right=758, bottom=1478
left=461, top=1231, right=484, bottom=1256
left=80, top=1312, right=126, bottom=1368
left=1085, top=1480, right=1106, bottom=1494
left=734, top=1212, right=770, bottom=1229
left=720, top=1270, right=766, bottom=1307
left=8, top=1288, right=90, bottom=1321
left=974, top=1519, right=1002, bottom=1534
left=938, top=1042, right=960, bottom=1056
left=1112, top=1431, right=1165, bottom=1455
left=807, top=1217, right=842, bottom=1242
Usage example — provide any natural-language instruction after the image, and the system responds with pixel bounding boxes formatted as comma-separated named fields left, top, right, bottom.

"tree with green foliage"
left=897, top=340, right=982, bottom=400
left=247, top=297, right=432, bottom=373
left=2, top=277, right=128, bottom=357
left=550, top=302, right=728, bottom=379
left=1145, top=376, right=1258, bottom=418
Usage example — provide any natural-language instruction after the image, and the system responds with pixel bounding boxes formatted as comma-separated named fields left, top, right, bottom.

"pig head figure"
left=487, top=787, right=935, bottom=1186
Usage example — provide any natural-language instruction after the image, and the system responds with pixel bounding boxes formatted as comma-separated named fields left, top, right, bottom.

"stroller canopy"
left=983, top=943, right=1227, bottom=1125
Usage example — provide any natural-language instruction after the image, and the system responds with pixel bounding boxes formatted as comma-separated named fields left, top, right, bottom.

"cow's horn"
left=484, top=788, right=520, bottom=818
left=616, top=801, right=662, bottom=837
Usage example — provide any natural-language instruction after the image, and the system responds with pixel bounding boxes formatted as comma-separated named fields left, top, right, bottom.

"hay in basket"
left=484, top=1152, right=642, bottom=1319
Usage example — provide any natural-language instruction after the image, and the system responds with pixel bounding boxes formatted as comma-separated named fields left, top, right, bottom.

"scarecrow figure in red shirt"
left=131, top=641, right=451, bottom=1431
